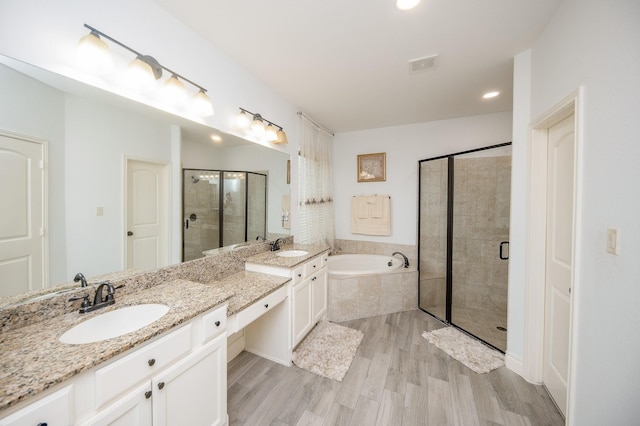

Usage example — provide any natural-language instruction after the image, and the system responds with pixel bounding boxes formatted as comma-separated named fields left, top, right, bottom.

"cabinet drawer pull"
left=158, top=382, right=165, bottom=390
left=312, top=277, right=317, bottom=281
left=145, top=391, right=152, bottom=399
left=297, top=273, right=302, bottom=277
left=215, top=320, right=221, bottom=327
left=148, top=358, right=156, bottom=366
left=264, top=303, right=269, bottom=309
left=37, top=423, right=48, bottom=426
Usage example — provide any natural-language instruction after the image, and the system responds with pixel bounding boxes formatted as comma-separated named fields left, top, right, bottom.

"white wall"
left=516, top=0, right=640, bottom=423
left=332, top=112, right=513, bottom=245
left=64, top=95, right=174, bottom=279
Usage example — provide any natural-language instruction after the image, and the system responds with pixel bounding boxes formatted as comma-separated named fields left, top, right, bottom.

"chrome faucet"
left=270, top=238, right=286, bottom=251
left=68, top=281, right=124, bottom=313
left=73, top=272, right=88, bottom=287
left=392, top=252, right=410, bottom=268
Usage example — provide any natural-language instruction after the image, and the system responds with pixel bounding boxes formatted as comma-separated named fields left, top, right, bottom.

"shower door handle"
left=185, top=219, right=189, bottom=229
left=499, top=241, right=509, bottom=260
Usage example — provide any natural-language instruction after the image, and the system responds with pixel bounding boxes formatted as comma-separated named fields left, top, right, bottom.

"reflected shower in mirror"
left=0, top=53, right=290, bottom=304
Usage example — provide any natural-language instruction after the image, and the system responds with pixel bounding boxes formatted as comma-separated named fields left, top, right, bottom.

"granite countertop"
left=244, top=243, right=330, bottom=269
left=208, top=271, right=291, bottom=316
left=0, top=279, right=233, bottom=411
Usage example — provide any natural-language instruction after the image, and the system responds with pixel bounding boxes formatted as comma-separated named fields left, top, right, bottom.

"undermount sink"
left=276, top=250, right=309, bottom=258
left=59, top=304, right=170, bottom=345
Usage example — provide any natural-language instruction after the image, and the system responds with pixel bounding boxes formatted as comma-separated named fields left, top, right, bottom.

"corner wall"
left=517, top=0, right=640, bottom=423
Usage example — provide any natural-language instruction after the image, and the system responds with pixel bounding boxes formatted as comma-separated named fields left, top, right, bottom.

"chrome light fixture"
left=76, top=24, right=214, bottom=117
left=235, top=107, right=288, bottom=144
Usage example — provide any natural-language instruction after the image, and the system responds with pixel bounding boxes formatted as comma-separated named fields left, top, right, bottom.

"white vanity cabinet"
left=290, top=252, right=329, bottom=348
left=1, top=303, right=228, bottom=426
left=81, top=304, right=228, bottom=426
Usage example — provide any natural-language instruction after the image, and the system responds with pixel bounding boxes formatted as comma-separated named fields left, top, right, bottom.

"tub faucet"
left=270, top=238, right=286, bottom=251
left=392, top=252, right=409, bottom=268
left=73, top=272, right=88, bottom=287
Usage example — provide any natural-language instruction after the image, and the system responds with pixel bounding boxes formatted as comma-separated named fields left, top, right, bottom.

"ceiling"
left=155, top=0, right=562, bottom=133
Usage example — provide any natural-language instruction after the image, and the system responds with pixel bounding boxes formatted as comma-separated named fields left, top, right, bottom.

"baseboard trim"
left=505, top=352, right=524, bottom=377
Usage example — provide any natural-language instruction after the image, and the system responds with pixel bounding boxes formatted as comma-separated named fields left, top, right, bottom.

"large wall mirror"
left=0, top=53, right=290, bottom=304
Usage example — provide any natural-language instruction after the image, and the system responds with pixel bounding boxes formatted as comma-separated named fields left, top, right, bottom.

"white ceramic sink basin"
left=276, top=250, right=309, bottom=258
left=59, top=304, right=170, bottom=345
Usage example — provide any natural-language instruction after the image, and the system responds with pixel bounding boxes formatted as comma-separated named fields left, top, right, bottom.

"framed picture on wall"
left=357, top=152, right=386, bottom=182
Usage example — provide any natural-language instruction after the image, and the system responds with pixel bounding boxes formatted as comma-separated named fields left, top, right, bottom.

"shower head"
left=191, top=176, right=200, bottom=184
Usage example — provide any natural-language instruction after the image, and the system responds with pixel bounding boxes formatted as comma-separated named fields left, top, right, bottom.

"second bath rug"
left=292, top=321, right=363, bottom=382
left=422, top=326, right=504, bottom=374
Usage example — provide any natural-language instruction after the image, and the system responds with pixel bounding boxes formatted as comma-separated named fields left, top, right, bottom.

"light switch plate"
left=606, top=228, right=619, bottom=254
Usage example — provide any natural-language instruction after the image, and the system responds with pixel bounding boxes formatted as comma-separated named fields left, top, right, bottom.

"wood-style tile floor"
left=227, top=310, right=564, bottom=425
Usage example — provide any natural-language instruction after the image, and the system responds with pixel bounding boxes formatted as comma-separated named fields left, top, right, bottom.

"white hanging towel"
left=351, top=195, right=391, bottom=235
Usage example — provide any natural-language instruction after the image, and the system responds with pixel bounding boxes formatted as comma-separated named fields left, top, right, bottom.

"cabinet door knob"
left=264, top=303, right=269, bottom=309
left=145, top=391, right=152, bottom=399
left=37, top=423, right=48, bottom=426
left=297, top=273, right=302, bottom=277
left=215, top=320, right=221, bottom=327
left=148, top=358, right=156, bottom=366
left=312, top=277, right=317, bottom=281
left=158, top=382, right=165, bottom=390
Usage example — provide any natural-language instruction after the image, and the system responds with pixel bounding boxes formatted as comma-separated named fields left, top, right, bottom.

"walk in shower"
left=418, top=143, right=511, bottom=352
left=183, top=169, right=267, bottom=261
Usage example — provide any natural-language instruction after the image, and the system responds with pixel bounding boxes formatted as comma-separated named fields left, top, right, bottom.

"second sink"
left=276, top=250, right=309, bottom=258
left=59, top=304, right=170, bottom=345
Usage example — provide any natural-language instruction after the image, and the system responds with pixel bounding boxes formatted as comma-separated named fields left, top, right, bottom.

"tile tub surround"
left=328, top=267, right=418, bottom=322
left=333, top=239, right=417, bottom=266
left=0, top=280, right=234, bottom=411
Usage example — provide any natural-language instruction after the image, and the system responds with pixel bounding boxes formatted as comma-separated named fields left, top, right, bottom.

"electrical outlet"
left=606, top=228, right=619, bottom=254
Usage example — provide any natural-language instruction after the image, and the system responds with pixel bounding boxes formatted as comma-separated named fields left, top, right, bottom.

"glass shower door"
left=221, top=172, right=247, bottom=247
left=183, top=170, right=220, bottom=261
left=246, top=173, right=267, bottom=241
left=450, top=148, right=511, bottom=351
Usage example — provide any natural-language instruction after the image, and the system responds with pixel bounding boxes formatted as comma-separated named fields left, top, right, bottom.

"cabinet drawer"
left=303, top=256, right=322, bottom=277
left=292, top=265, right=304, bottom=283
left=235, top=286, right=287, bottom=330
left=95, top=324, right=192, bottom=407
left=201, top=304, right=227, bottom=343
left=0, top=385, right=73, bottom=426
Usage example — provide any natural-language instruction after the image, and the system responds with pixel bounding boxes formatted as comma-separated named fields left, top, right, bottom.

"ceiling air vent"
left=409, top=54, right=438, bottom=73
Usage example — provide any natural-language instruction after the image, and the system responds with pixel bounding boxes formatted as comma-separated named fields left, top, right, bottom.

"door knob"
left=127, top=231, right=133, bottom=236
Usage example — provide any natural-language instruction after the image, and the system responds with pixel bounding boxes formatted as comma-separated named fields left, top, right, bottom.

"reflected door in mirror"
left=126, top=159, right=169, bottom=271
left=0, top=132, right=46, bottom=296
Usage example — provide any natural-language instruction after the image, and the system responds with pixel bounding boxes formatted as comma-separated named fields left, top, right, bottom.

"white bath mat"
left=422, top=327, right=504, bottom=374
left=292, top=321, right=364, bottom=382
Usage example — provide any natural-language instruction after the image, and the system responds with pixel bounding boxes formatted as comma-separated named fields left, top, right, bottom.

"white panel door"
left=543, top=114, right=575, bottom=416
left=126, top=160, right=168, bottom=271
left=0, top=133, right=45, bottom=297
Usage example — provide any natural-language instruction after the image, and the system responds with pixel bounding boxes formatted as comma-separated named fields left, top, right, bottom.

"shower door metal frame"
left=418, top=142, right=512, bottom=353
left=182, top=168, right=268, bottom=260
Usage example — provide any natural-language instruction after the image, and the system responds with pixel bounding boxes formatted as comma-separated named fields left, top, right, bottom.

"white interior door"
left=126, top=159, right=169, bottom=272
left=543, top=114, right=575, bottom=416
left=0, top=132, right=45, bottom=297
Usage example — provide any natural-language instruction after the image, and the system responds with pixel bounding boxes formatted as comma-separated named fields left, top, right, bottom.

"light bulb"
left=252, top=115, right=266, bottom=139
left=162, top=74, right=187, bottom=105
left=235, top=110, right=251, bottom=130
left=192, top=89, right=214, bottom=117
left=265, top=123, right=278, bottom=142
left=126, top=56, right=157, bottom=92
left=76, top=31, right=113, bottom=75
left=275, top=128, right=288, bottom=144
left=396, top=0, right=420, bottom=10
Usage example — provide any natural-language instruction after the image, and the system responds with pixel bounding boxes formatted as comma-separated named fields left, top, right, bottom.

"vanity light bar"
left=237, top=107, right=288, bottom=144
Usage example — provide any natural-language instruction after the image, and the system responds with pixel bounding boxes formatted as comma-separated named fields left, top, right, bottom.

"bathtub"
left=327, top=254, right=418, bottom=322
left=327, top=254, right=403, bottom=277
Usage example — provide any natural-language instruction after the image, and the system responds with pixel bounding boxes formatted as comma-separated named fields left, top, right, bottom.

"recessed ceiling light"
left=483, top=91, right=500, bottom=99
left=210, top=134, right=222, bottom=142
left=396, top=0, right=420, bottom=11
